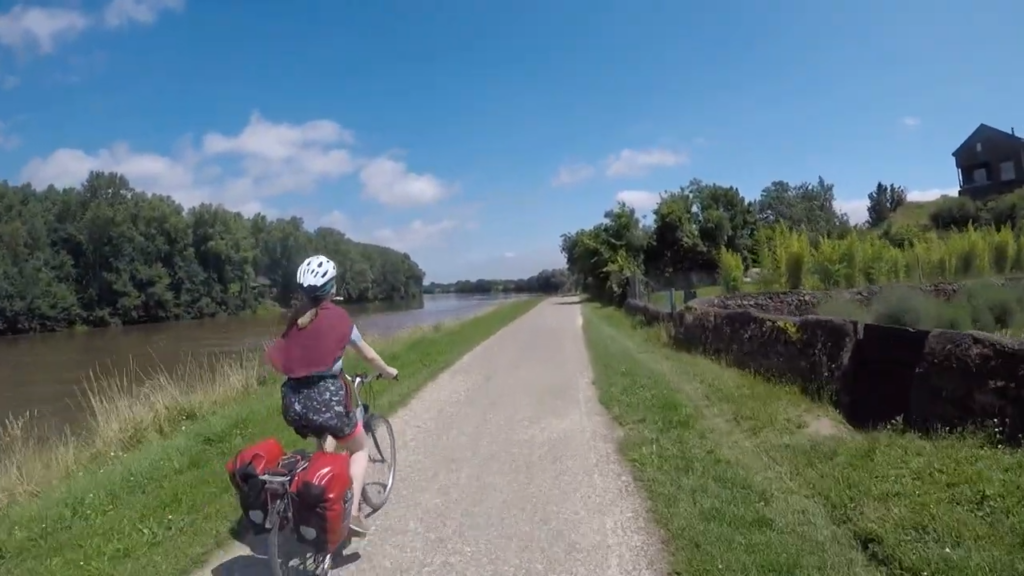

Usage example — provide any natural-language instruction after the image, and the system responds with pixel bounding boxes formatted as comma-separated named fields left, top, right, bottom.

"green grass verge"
left=581, top=303, right=1024, bottom=576
left=0, top=297, right=541, bottom=576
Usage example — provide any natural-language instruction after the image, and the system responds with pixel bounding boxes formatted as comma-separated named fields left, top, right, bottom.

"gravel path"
left=194, top=297, right=664, bottom=576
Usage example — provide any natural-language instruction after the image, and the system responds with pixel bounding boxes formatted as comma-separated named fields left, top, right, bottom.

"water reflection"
left=0, top=293, right=526, bottom=430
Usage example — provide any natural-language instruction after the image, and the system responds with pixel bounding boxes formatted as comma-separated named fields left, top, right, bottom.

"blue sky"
left=1, top=0, right=1022, bottom=282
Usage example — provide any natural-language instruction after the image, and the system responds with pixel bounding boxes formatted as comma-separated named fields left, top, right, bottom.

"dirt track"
left=193, top=297, right=664, bottom=575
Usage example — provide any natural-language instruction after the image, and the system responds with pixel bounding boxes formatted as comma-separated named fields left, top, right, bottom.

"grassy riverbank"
left=0, top=298, right=541, bottom=575
left=581, top=304, right=1024, bottom=576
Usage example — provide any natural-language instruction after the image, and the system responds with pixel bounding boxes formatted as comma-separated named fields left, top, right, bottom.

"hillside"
left=881, top=188, right=1024, bottom=234
left=886, top=197, right=950, bottom=228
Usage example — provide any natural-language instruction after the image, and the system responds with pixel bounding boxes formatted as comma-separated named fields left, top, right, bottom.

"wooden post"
left=668, top=288, right=677, bottom=314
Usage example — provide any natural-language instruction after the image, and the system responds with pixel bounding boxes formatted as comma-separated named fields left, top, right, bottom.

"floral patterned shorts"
left=280, top=375, right=359, bottom=440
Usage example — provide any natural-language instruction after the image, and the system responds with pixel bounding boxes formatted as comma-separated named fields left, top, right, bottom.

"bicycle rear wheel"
left=268, top=498, right=332, bottom=576
left=267, top=499, right=289, bottom=576
left=361, top=413, right=396, bottom=516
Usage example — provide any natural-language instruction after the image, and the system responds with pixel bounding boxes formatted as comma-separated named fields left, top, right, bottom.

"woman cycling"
left=264, top=254, right=398, bottom=537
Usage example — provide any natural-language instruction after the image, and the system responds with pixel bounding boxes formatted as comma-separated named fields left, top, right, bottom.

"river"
left=0, top=293, right=525, bottom=432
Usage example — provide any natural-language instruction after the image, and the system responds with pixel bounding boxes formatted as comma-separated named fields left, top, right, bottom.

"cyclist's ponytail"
left=282, top=279, right=337, bottom=336
left=283, top=297, right=320, bottom=335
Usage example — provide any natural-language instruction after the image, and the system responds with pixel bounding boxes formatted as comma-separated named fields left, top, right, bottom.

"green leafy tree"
left=560, top=202, right=648, bottom=303
left=644, top=179, right=757, bottom=280
left=756, top=177, right=851, bottom=239
left=0, top=171, right=427, bottom=335
left=866, top=182, right=908, bottom=228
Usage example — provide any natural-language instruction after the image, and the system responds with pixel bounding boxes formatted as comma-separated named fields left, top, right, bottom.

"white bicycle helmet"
left=296, top=255, right=338, bottom=298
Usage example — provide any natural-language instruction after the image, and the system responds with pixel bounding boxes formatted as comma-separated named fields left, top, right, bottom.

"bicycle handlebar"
left=351, top=371, right=399, bottom=390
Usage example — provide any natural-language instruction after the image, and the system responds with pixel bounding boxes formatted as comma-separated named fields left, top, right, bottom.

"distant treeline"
left=0, top=171, right=424, bottom=336
left=423, top=268, right=570, bottom=295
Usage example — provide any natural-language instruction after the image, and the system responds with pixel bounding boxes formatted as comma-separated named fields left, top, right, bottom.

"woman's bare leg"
left=339, top=429, right=371, bottom=535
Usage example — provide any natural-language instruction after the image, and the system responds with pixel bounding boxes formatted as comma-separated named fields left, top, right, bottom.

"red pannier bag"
left=226, top=437, right=287, bottom=533
left=290, top=450, right=353, bottom=553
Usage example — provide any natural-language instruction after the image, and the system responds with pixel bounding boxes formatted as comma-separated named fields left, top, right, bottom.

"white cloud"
left=902, top=116, right=921, bottom=127
left=554, top=146, right=686, bottom=186
left=20, top=113, right=454, bottom=215
left=21, top=142, right=210, bottom=204
left=908, top=187, right=957, bottom=202
left=2, top=75, right=19, bottom=90
left=0, top=4, right=90, bottom=54
left=0, top=121, right=19, bottom=150
left=359, top=156, right=453, bottom=207
left=837, top=187, right=956, bottom=225
left=103, top=0, right=185, bottom=27
left=551, top=162, right=595, bottom=187
left=319, top=210, right=351, bottom=232
left=0, top=0, right=179, bottom=60
left=19, top=112, right=388, bottom=213
left=835, top=199, right=868, bottom=225
left=605, top=147, right=686, bottom=177
left=503, top=252, right=516, bottom=258
left=615, top=189, right=661, bottom=211
left=232, top=200, right=276, bottom=218
left=372, top=219, right=460, bottom=251
left=201, top=112, right=358, bottom=203
left=203, top=112, right=354, bottom=159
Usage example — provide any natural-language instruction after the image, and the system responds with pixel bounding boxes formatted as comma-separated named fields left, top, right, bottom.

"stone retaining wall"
left=691, top=282, right=969, bottom=317
left=624, top=295, right=1024, bottom=441
left=694, top=278, right=1024, bottom=317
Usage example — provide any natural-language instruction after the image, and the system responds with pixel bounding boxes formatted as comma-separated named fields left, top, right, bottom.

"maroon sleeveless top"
left=265, top=302, right=355, bottom=379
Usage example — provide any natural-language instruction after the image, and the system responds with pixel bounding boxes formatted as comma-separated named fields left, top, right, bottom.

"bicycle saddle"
left=268, top=449, right=312, bottom=476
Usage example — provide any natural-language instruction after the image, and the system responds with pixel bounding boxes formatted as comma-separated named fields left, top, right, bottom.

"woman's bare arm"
left=350, top=340, right=398, bottom=378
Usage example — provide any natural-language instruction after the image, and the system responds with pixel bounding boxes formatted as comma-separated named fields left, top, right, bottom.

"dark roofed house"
left=953, top=123, right=1024, bottom=201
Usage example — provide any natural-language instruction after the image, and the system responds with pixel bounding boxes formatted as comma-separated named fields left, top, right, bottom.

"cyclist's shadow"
left=209, top=515, right=362, bottom=576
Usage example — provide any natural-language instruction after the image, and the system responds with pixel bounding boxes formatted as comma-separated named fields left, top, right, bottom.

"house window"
left=1001, top=161, right=1016, bottom=181
left=973, top=168, right=988, bottom=184
left=977, top=142, right=983, bottom=152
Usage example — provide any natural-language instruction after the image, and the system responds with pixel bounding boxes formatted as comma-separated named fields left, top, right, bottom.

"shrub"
left=736, top=223, right=1021, bottom=292
left=816, top=297, right=869, bottom=322
left=717, top=247, right=744, bottom=294
left=1013, top=236, right=1024, bottom=273
left=809, top=237, right=843, bottom=289
left=838, top=236, right=860, bottom=288
left=991, top=227, right=1014, bottom=275
left=783, top=228, right=810, bottom=289
left=984, top=189, right=1024, bottom=229
left=753, top=226, right=785, bottom=291
left=870, top=287, right=938, bottom=329
left=953, top=282, right=1024, bottom=333
left=929, top=196, right=979, bottom=230
left=816, top=281, right=1024, bottom=335
left=948, top=223, right=991, bottom=278
left=880, top=222, right=922, bottom=249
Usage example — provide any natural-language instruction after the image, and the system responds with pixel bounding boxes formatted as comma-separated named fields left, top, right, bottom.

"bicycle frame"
left=259, top=460, right=303, bottom=531
left=349, top=372, right=376, bottom=415
left=348, top=373, right=389, bottom=460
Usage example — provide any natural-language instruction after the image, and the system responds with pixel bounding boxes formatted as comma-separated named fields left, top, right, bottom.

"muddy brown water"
left=0, top=293, right=526, bottom=432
